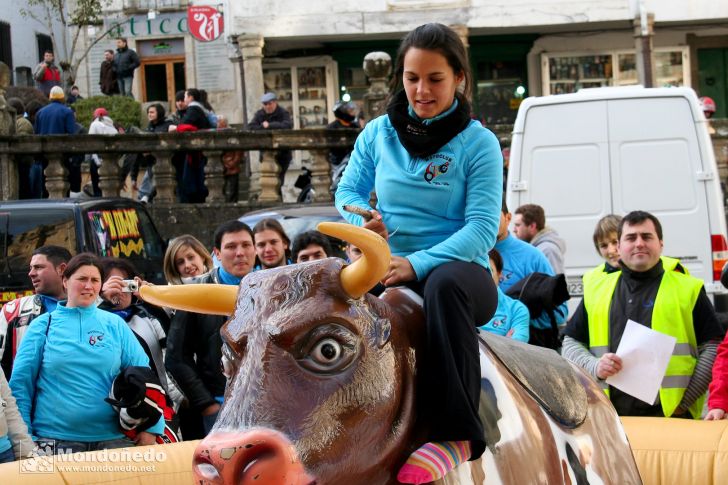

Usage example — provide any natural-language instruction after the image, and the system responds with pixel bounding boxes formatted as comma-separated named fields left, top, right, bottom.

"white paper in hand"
left=605, top=319, right=677, bottom=405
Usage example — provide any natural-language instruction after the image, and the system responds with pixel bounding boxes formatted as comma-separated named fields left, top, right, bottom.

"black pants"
left=407, top=261, right=497, bottom=460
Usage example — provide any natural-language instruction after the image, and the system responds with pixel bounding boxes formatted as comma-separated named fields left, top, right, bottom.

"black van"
left=0, top=198, right=166, bottom=305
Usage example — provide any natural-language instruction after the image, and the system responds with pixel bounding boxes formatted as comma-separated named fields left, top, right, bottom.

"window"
left=541, top=48, right=689, bottom=95
left=36, top=34, right=53, bottom=62
left=0, top=209, right=76, bottom=291
left=0, top=22, right=11, bottom=71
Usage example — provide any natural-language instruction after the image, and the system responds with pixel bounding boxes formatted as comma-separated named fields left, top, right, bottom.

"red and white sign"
left=188, top=6, right=224, bottom=42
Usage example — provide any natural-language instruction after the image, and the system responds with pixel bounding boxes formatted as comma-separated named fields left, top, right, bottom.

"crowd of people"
left=0, top=217, right=353, bottom=461
left=1, top=22, right=727, bottom=485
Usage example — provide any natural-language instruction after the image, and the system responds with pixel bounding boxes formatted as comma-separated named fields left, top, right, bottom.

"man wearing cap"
left=248, top=92, right=293, bottom=195
left=32, top=86, right=78, bottom=197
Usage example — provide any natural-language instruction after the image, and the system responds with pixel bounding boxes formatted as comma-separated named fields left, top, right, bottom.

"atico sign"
left=187, top=6, right=224, bottom=42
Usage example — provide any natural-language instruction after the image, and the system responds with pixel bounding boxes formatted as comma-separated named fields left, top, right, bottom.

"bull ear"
left=317, top=222, right=390, bottom=298
left=138, top=284, right=237, bottom=316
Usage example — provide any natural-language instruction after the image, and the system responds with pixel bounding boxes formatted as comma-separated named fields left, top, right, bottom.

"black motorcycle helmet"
left=333, top=100, right=357, bottom=123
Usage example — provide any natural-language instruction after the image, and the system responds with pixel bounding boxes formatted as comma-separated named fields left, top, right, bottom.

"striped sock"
left=397, top=441, right=471, bottom=484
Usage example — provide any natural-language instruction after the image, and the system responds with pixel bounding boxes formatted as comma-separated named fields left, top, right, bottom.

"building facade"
left=0, top=0, right=67, bottom=87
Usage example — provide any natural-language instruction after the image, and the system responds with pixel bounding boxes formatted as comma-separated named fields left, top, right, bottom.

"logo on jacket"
left=88, top=331, right=105, bottom=346
left=423, top=154, right=452, bottom=184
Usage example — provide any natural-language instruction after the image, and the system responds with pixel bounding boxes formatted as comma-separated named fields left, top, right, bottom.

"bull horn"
left=317, top=222, right=390, bottom=299
left=138, top=284, right=237, bottom=316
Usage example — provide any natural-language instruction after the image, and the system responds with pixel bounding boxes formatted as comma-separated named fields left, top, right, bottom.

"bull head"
left=139, top=223, right=421, bottom=484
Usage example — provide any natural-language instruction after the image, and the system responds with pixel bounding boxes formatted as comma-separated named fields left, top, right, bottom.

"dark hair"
left=214, top=220, right=253, bottom=250
left=389, top=23, right=472, bottom=103
left=43, top=50, right=53, bottom=55
left=291, top=231, right=333, bottom=262
left=199, top=89, right=214, bottom=111
left=175, top=90, right=185, bottom=102
left=32, top=245, right=72, bottom=267
left=253, top=218, right=290, bottom=247
left=501, top=195, right=509, bottom=215
left=488, top=248, right=503, bottom=273
left=618, top=210, right=663, bottom=241
left=6, top=97, right=24, bottom=117
left=515, top=204, right=545, bottom=231
left=104, top=49, right=114, bottom=55
left=253, top=218, right=291, bottom=265
left=147, top=103, right=166, bottom=121
left=62, top=253, right=105, bottom=281
left=185, top=88, right=201, bottom=102
left=117, top=37, right=128, bottom=44
left=101, top=257, right=140, bottom=280
left=26, top=100, right=43, bottom=123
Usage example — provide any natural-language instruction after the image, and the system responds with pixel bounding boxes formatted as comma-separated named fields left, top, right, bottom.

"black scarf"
left=386, top=90, right=472, bottom=158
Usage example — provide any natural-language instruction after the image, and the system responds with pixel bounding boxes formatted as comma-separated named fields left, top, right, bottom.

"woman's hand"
left=705, top=408, right=726, bottom=420
left=363, top=209, right=388, bottom=240
left=382, top=256, right=416, bottom=286
left=134, top=431, right=157, bottom=446
left=101, top=275, right=125, bottom=304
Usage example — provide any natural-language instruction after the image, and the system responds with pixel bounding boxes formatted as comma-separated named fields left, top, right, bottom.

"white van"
left=507, top=86, right=728, bottom=314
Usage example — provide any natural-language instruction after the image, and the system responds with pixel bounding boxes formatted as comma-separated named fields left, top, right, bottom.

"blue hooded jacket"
left=9, top=302, right=164, bottom=441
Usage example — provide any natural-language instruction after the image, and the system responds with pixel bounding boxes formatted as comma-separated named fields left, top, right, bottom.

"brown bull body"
left=191, top=258, right=642, bottom=485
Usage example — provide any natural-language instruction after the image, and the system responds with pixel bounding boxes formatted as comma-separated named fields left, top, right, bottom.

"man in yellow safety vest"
left=562, top=210, right=723, bottom=418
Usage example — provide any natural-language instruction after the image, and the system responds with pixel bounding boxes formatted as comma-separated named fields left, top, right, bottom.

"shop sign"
left=187, top=6, right=224, bottom=42
left=104, top=13, right=188, bottom=38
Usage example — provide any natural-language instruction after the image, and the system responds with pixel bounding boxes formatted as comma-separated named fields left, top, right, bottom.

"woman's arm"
left=335, top=123, right=378, bottom=226
left=0, top=372, right=34, bottom=458
left=8, top=314, right=50, bottom=434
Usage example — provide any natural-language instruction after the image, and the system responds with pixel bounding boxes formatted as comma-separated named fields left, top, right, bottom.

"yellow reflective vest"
left=583, top=261, right=703, bottom=419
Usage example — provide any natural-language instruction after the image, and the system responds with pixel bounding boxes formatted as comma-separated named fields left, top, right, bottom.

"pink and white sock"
left=397, top=441, right=471, bottom=484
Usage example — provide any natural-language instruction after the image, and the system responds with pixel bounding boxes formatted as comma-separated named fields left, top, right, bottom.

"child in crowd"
left=478, top=249, right=529, bottom=342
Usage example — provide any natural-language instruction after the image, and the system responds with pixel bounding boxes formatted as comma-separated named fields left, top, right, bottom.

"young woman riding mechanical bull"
left=335, top=23, right=502, bottom=484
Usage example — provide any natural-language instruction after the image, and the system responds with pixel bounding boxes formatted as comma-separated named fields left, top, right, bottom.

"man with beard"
left=165, top=221, right=256, bottom=438
left=252, top=219, right=291, bottom=269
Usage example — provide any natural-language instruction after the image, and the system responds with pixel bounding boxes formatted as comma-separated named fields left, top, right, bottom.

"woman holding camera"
left=99, top=257, right=182, bottom=443
left=9, top=253, right=164, bottom=453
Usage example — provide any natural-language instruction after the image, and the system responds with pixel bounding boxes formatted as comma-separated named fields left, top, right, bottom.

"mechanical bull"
left=140, top=222, right=641, bottom=485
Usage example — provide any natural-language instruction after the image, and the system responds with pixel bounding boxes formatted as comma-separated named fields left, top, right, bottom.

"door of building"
left=698, top=47, right=728, bottom=118
left=137, top=38, right=186, bottom=108
left=141, top=58, right=185, bottom=107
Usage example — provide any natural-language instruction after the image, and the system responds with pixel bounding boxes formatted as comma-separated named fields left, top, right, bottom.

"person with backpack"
left=494, top=199, right=568, bottom=348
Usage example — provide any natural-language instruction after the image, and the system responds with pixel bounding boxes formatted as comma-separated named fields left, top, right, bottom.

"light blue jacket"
left=335, top=112, right=503, bottom=280
left=479, top=288, right=530, bottom=342
left=495, top=234, right=568, bottom=330
left=9, top=302, right=164, bottom=441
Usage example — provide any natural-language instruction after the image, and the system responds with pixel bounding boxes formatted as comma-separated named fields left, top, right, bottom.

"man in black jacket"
left=165, top=220, right=256, bottom=437
left=114, top=38, right=140, bottom=97
left=248, top=92, right=293, bottom=195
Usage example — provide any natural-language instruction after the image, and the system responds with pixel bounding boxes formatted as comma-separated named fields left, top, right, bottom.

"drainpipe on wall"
left=633, top=0, right=655, bottom=88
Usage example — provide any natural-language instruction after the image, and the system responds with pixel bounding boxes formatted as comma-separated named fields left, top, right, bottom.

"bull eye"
left=312, top=338, right=341, bottom=363
left=297, top=324, right=358, bottom=374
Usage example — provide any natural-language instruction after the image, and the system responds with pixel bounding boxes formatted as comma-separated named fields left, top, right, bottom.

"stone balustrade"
left=0, top=128, right=360, bottom=203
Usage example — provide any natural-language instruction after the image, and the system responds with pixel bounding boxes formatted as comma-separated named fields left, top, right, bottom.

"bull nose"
left=193, top=429, right=316, bottom=485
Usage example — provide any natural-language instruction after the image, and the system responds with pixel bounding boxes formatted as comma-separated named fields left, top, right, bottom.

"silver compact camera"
left=121, top=280, right=139, bottom=293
